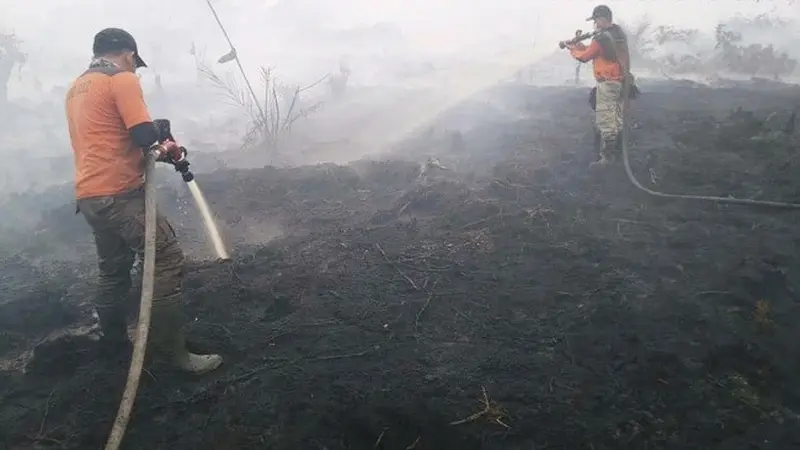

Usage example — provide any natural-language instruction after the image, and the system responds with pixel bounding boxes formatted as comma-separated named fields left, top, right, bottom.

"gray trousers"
left=77, top=186, right=185, bottom=339
left=595, top=80, right=624, bottom=159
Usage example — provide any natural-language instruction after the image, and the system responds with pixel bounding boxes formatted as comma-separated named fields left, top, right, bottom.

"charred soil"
left=2, top=81, right=800, bottom=450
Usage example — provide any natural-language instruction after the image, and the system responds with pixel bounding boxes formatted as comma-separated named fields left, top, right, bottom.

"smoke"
left=0, top=0, right=798, bottom=198
left=3, top=1, right=797, bottom=92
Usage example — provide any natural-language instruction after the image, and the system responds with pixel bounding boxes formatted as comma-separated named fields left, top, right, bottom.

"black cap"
left=92, top=28, right=147, bottom=68
left=587, top=5, right=613, bottom=21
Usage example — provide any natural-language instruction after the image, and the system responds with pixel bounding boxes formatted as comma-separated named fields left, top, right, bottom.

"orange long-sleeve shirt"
left=570, top=26, right=629, bottom=82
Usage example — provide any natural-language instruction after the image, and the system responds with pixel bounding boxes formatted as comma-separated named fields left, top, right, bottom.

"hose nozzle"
left=173, top=159, right=194, bottom=182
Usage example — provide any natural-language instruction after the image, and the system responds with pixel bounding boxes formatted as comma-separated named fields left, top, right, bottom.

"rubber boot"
left=591, top=138, right=613, bottom=166
left=95, top=304, right=133, bottom=362
left=606, top=136, right=620, bottom=163
left=595, top=135, right=619, bottom=165
left=149, top=300, right=223, bottom=375
left=590, top=130, right=608, bottom=166
left=96, top=304, right=130, bottom=343
left=593, top=128, right=602, bottom=152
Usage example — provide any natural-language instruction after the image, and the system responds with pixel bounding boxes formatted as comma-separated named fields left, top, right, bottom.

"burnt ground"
left=2, top=80, right=800, bottom=450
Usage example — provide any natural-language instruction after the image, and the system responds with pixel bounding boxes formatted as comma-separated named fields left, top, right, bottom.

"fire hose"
left=558, top=32, right=800, bottom=210
left=104, top=123, right=230, bottom=450
left=618, top=82, right=800, bottom=209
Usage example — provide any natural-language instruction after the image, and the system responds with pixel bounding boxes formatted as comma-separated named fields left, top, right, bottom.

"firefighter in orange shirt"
left=564, top=5, right=632, bottom=165
left=65, top=28, right=222, bottom=374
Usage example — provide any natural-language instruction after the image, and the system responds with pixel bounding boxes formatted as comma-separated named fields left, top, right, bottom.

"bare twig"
left=284, top=101, right=324, bottom=130
left=449, top=386, right=510, bottom=428
left=271, top=82, right=280, bottom=143
left=460, top=212, right=505, bottom=230
left=299, top=74, right=331, bottom=93
left=258, top=67, right=270, bottom=138
left=32, top=436, right=67, bottom=449
left=37, top=389, right=57, bottom=437
left=233, top=349, right=371, bottom=382
left=404, top=437, right=421, bottom=450
left=373, top=428, right=388, bottom=449
left=415, top=279, right=440, bottom=332
left=280, top=86, right=300, bottom=131
left=694, top=290, right=730, bottom=297
left=375, top=243, right=420, bottom=291
left=313, top=350, right=372, bottom=361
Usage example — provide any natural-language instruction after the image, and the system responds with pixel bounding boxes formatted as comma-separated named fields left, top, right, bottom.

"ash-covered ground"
left=2, top=79, right=800, bottom=450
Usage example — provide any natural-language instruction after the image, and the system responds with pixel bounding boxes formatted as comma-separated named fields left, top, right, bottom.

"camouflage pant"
left=595, top=80, right=624, bottom=158
left=77, top=186, right=185, bottom=337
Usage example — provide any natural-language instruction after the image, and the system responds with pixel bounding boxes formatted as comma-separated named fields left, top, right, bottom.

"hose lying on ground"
left=618, top=81, right=800, bottom=210
left=104, top=153, right=157, bottom=450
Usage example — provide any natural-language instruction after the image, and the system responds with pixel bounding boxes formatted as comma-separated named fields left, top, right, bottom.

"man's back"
left=65, top=65, right=150, bottom=199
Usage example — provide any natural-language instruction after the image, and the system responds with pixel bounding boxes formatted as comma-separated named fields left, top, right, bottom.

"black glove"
left=153, top=119, right=174, bottom=143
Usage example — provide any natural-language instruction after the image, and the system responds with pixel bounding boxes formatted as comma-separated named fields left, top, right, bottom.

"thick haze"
left=0, top=0, right=798, bottom=195
left=3, top=0, right=797, bottom=96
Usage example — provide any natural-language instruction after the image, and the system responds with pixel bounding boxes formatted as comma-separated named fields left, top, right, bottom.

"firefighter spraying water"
left=64, top=27, right=230, bottom=450
left=559, top=5, right=638, bottom=166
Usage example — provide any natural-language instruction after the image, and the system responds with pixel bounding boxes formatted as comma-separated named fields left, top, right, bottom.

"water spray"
left=170, top=155, right=230, bottom=260
left=156, top=119, right=229, bottom=260
left=186, top=180, right=229, bottom=260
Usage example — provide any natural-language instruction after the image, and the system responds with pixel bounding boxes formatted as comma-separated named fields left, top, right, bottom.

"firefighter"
left=564, top=5, right=632, bottom=165
left=65, top=28, right=223, bottom=374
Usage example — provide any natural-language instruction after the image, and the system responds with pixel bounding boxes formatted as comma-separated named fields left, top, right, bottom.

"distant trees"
left=624, top=15, right=797, bottom=81
left=714, top=24, right=796, bottom=79
left=625, top=21, right=705, bottom=74
left=0, top=32, right=26, bottom=107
